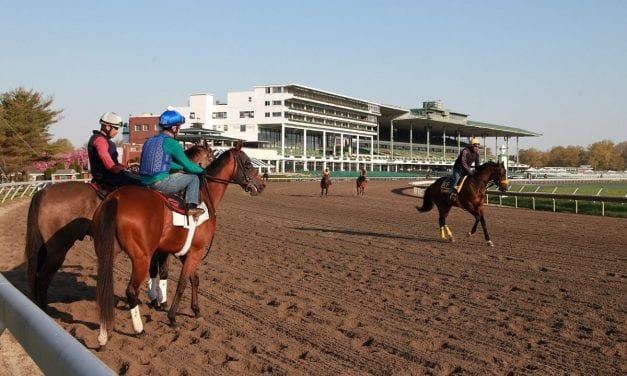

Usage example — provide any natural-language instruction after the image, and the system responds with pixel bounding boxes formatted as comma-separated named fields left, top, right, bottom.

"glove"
left=111, top=165, right=125, bottom=175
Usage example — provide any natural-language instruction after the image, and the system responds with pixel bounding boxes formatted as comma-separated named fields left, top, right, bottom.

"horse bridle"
left=202, top=149, right=257, bottom=192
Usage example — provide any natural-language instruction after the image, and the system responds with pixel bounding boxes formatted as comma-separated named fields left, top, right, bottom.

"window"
left=272, top=87, right=283, bottom=93
left=212, top=112, right=227, bottom=119
left=142, top=124, right=149, bottom=131
left=265, top=101, right=270, bottom=106
left=265, top=87, right=271, bottom=94
left=224, top=124, right=228, bottom=131
left=189, top=112, right=195, bottom=119
left=240, top=124, right=246, bottom=132
left=239, top=111, right=254, bottom=118
left=134, top=125, right=141, bottom=131
left=265, top=112, right=271, bottom=117
left=272, top=100, right=282, bottom=105
left=272, top=112, right=282, bottom=117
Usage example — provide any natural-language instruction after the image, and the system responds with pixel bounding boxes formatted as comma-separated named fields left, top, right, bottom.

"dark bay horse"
left=25, top=145, right=213, bottom=312
left=417, top=161, right=509, bottom=246
left=93, top=145, right=265, bottom=347
left=356, top=176, right=366, bottom=196
left=320, top=175, right=331, bottom=197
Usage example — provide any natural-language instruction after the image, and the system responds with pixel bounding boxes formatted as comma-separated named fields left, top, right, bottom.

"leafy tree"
left=519, top=148, right=547, bottom=167
left=0, top=88, right=63, bottom=174
left=588, top=140, right=624, bottom=171
left=48, top=138, right=75, bottom=154
left=547, top=145, right=586, bottom=167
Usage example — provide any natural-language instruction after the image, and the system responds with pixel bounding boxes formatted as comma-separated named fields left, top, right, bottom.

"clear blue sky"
left=2, top=0, right=626, bottom=151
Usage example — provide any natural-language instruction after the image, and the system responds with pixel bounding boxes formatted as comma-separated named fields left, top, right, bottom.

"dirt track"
left=0, top=180, right=625, bottom=375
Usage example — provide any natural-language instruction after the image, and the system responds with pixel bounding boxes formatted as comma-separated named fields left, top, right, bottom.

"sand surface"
left=0, top=180, right=625, bottom=375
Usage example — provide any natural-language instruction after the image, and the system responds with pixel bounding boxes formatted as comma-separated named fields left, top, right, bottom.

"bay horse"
left=416, top=161, right=509, bottom=246
left=93, top=144, right=265, bottom=347
left=356, top=176, right=366, bottom=196
left=320, top=175, right=331, bottom=197
left=24, top=145, right=212, bottom=312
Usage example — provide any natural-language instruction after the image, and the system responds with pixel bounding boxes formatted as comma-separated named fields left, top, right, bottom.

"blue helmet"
left=159, top=108, right=185, bottom=129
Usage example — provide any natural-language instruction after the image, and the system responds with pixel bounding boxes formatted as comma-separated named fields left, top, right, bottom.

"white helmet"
left=470, top=138, right=480, bottom=146
left=100, top=112, right=123, bottom=128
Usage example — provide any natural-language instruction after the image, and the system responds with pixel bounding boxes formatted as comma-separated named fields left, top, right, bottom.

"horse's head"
left=185, top=144, right=214, bottom=169
left=205, top=143, right=265, bottom=196
left=493, top=162, right=509, bottom=192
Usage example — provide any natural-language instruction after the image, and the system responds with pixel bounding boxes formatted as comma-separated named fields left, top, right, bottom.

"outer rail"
left=0, top=274, right=114, bottom=375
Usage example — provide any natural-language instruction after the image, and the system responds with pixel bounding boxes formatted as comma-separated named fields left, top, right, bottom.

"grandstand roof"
left=377, top=104, right=541, bottom=139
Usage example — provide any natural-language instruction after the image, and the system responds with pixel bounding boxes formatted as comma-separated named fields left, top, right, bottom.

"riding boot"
left=449, top=191, right=457, bottom=202
left=186, top=203, right=204, bottom=219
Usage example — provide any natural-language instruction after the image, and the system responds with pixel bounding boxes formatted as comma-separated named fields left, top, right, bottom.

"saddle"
left=440, top=175, right=468, bottom=193
left=89, top=181, right=189, bottom=215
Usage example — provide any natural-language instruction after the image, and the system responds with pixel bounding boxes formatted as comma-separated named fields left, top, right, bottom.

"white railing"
left=0, top=274, right=114, bottom=375
left=0, top=180, right=89, bottom=203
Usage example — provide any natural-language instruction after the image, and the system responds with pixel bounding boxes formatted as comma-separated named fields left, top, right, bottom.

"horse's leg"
left=190, top=272, right=200, bottom=318
left=126, top=257, right=150, bottom=336
left=437, top=205, right=454, bottom=242
left=168, top=255, right=202, bottom=328
left=157, top=253, right=169, bottom=308
left=147, top=254, right=159, bottom=307
left=147, top=253, right=169, bottom=310
left=477, top=207, right=493, bottom=246
left=468, top=215, right=480, bottom=237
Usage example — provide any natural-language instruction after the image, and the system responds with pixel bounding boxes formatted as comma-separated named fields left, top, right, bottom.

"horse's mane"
left=476, top=161, right=499, bottom=173
left=205, top=148, right=232, bottom=175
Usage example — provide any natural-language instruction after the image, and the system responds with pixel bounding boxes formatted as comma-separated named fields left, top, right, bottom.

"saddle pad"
left=172, top=202, right=210, bottom=228
left=440, top=175, right=468, bottom=192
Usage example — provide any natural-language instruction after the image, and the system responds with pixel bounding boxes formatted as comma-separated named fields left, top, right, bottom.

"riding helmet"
left=159, top=107, right=185, bottom=129
left=99, top=112, right=123, bottom=128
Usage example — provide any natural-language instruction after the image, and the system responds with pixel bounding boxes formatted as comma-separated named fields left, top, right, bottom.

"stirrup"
left=187, top=207, right=205, bottom=218
left=449, top=192, right=457, bottom=201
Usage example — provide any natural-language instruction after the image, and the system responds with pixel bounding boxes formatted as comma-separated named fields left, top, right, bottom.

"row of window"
left=133, top=124, right=157, bottom=131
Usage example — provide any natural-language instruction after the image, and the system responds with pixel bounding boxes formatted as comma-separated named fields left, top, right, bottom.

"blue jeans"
left=449, top=167, right=463, bottom=195
left=149, top=172, right=200, bottom=205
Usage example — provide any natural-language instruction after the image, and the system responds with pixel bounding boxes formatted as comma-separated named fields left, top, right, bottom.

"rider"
left=87, top=112, right=140, bottom=187
left=449, top=137, right=481, bottom=201
left=139, top=108, right=205, bottom=218
left=359, top=165, right=367, bottom=180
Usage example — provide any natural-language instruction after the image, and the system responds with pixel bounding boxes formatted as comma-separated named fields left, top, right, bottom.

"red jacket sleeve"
left=93, top=137, right=120, bottom=173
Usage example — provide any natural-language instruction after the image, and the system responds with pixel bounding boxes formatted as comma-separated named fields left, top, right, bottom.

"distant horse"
left=356, top=176, right=367, bottom=196
left=25, top=145, right=213, bottom=312
left=416, top=161, right=509, bottom=246
left=93, top=144, right=265, bottom=347
left=320, top=175, right=331, bottom=197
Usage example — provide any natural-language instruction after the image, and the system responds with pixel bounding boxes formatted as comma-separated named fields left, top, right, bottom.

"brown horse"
left=356, top=176, right=367, bottom=196
left=25, top=145, right=213, bottom=312
left=320, top=175, right=331, bottom=197
left=417, top=161, right=509, bottom=246
left=93, top=145, right=265, bottom=347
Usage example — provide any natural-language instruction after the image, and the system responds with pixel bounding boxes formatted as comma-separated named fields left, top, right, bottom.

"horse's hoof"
left=466, top=232, right=472, bottom=237
left=487, top=241, right=494, bottom=247
left=149, top=299, right=159, bottom=309
left=169, top=320, right=179, bottom=330
left=135, top=330, right=146, bottom=338
left=97, top=344, right=107, bottom=352
left=449, top=237, right=455, bottom=243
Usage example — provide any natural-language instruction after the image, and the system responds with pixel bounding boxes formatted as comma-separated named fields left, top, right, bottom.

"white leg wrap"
left=130, top=305, right=143, bottom=333
left=158, top=279, right=168, bottom=304
left=98, top=325, right=108, bottom=347
left=147, top=278, right=158, bottom=301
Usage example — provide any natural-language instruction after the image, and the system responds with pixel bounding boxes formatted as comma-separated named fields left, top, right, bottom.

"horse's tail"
left=417, top=184, right=434, bottom=212
left=25, top=189, right=45, bottom=302
left=95, top=197, right=118, bottom=332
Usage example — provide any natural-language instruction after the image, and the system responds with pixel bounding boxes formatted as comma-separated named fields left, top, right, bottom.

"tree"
left=547, top=145, right=586, bottom=167
left=519, top=148, right=547, bottom=167
left=0, top=88, right=63, bottom=174
left=588, top=140, right=624, bottom=171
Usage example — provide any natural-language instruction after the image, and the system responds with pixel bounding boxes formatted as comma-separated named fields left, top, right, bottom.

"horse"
left=356, top=176, right=367, bottom=196
left=24, top=145, right=213, bottom=312
left=320, top=175, right=331, bottom=197
left=416, top=161, right=509, bottom=246
left=93, top=144, right=265, bottom=347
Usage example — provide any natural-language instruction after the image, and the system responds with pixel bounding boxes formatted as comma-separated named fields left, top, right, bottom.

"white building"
left=174, top=84, right=381, bottom=173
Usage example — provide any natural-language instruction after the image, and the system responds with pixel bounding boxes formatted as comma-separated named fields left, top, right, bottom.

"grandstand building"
left=123, top=83, right=541, bottom=173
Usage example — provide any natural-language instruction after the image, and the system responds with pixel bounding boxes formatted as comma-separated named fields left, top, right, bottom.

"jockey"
left=449, top=137, right=481, bottom=201
left=87, top=112, right=140, bottom=187
left=359, top=166, right=367, bottom=180
left=323, top=167, right=330, bottom=177
left=139, top=108, right=205, bottom=218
